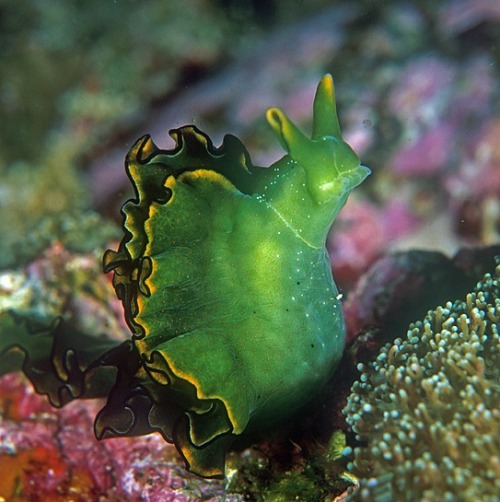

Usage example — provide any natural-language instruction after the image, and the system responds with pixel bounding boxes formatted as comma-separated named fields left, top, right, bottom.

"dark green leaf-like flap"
left=94, top=341, right=233, bottom=479
left=127, top=126, right=262, bottom=202
left=0, top=312, right=119, bottom=407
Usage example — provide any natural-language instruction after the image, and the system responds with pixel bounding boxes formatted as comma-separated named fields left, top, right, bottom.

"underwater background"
left=0, top=0, right=499, bottom=500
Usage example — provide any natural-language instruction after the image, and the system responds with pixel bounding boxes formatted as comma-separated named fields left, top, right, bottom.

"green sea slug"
left=0, top=75, right=369, bottom=478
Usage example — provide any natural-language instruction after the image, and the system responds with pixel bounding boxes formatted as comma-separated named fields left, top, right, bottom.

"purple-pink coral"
left=0, top=374, right=232, bottom=501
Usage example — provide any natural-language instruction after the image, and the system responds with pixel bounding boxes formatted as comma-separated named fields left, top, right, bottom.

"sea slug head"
left=266, top=74, right=370, bottom=215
